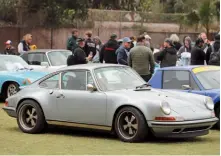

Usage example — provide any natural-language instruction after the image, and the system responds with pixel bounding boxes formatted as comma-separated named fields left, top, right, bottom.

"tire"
left=215, top=105, right=220, bottom=129
left=17, top=100, right=46, bottom=134
left=114, top=106, right=148, bottom=142
left=3, top=82, right=19, bottom=100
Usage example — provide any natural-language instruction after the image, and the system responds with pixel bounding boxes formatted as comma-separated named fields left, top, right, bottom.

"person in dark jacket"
left=100, top=34, right=119, bottom=64
left=206, top=33, right=220, bottom=66
left=84, top=31, right=96, bottom=57
left=66, top=29, right=78, bottom=52
left=157, top=38, right=177, bottom=68
left=2, top=40, right=16, bottom=55
left=191, top=38, right=205, bottom=65
left=67, top=38, right=92, bottom=66
left=116, top=37, right=132, bottom=65
left=128, top=35, right=155, bottom=82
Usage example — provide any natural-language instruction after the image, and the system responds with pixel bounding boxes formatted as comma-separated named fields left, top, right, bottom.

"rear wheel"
left=17, top=100, right=46, bottom=133
left=114, top=107, right=148, bottom=142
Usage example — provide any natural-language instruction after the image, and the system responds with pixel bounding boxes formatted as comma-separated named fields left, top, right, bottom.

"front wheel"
left=17, top=100, right=46, bottom=134
left=114, top=107, right=148, bottom=142
left=3, top=82, right=20, bottom=100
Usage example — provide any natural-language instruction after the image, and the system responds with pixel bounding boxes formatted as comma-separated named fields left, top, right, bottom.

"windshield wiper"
left=136, top=83, right=151, bottom=89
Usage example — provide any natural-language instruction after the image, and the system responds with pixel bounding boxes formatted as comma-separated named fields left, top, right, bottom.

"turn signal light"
left=155, top=117, right=176, bottom=121
left=4, top=101, right=8, bottom=107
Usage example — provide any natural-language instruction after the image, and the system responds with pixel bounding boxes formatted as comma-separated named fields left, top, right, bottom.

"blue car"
left=149, top=66, right=220, bottom=128
left=0, top=55, right=48, bottom=99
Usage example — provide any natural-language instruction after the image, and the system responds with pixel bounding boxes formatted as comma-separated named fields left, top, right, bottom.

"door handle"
left=56, top=94, right=65, bottom=99
left=49, top=90, right=54, bottom=94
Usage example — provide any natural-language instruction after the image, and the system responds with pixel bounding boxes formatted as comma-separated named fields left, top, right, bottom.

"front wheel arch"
left=111, top=105, right=147, bottom=132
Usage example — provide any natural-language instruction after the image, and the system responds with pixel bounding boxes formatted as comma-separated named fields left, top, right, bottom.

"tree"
left=21, top=0, right=89, bottom=26
left=139, top=0, right=154, bottom=12
left=185, top=0, right=218, bottom=37
left=174, top=0, right=184, bottom=13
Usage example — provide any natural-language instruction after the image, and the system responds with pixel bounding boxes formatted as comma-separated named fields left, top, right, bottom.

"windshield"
left=94, top=67, right=145, bottom=91
left=195, top=70, right=220, bottom=90
left=0, top=56, right=30, bottom=71
left=48, top=51, right=72, bottom=66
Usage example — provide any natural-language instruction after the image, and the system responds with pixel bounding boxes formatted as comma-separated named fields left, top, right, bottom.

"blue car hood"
left=1, top=70, right=48, bottom=82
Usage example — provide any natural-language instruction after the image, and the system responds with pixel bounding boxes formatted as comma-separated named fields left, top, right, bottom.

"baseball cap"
left=145, top=35, right=151, bottom=40
left=76, top=38, right=85, bottom=43
left=123, top=37, right=132, bottom=43
left=164, top=38, right=173, bottom=46
left=110, top=33, right=117, bottom=39
left=5, top=40, right=12, bottom=45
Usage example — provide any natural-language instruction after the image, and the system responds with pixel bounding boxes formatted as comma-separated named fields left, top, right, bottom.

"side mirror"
left=41, top=62, right=49, bottom=67
left=182, top=85, right=191, bottom=90
left=87, top=84, right=97, bottom=92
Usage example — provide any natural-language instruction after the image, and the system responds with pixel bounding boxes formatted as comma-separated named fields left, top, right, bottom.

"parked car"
left=0, top=55, right=48, bottom=99
left=3, top=64, right=218, bottom=142
left=20, top=49, right=72, bottom=72
left=148, top=66, right=220, bottom=128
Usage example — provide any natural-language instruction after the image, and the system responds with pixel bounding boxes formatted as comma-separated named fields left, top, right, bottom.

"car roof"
left=57, top=64, right=126, bottom=71
left=27, top=49, right=71, bottom=53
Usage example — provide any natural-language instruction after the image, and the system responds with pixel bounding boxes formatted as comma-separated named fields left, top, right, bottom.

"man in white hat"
left=2, top=40, right=16, bottom=55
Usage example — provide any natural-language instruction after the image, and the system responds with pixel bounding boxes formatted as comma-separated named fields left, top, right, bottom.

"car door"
left=38, top=73, right=61, bottom=120
left=27, top=53, right=49, bottom=71
left=162, top=70, right=205, bottom=95
left=55, top=70, right=107, bottom=125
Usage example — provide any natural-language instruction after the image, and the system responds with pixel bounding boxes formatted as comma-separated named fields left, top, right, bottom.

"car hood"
left=1, top=70, right=48, bottom=82
left=108, top=88, right=211, bottom=120
left=109, top=88, right=203, bottom=106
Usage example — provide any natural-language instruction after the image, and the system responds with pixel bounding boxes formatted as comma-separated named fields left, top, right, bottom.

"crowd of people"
left=1, top=34, right=37, bottom=55
left=66, top=29, right=220, bottom=82
left=1, top=29, right=220, bottom=82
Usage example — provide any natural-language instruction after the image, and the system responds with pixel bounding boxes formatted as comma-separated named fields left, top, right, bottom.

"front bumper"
left=148, top=118, right=218, bottom=138
left=2, top=107, right=17, bottom=118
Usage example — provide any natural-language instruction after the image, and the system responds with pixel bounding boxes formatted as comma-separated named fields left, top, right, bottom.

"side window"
left=39, top=74, right=60, bottom=89
left=190, top=75, right=200, bottom=90
left=28, top=53, right=48, bottom=65
left=163, top=71, right=190, bottom=89
left=21, top=53, right=28, bottom=62
left=61, top=71, right=87, bottom=91
left=87, top=72, right=95, bottom=86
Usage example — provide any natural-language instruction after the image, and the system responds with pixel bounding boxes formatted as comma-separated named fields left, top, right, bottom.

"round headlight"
left=204, top=97, right=214, bottom=110
left=160, top=101, right=171, bottom=115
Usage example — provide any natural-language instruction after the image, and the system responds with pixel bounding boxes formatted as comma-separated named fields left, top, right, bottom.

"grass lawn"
left=0, top=104, right=220, bottom=155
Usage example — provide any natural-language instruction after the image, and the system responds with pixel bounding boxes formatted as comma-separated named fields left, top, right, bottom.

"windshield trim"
left=93, top=66, right=145, bottom=92
left=195, top=70, right=220, bottom=90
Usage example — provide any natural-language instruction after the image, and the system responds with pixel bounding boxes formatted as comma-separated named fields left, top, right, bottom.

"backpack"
left=209, top=44, right=220, bottom=65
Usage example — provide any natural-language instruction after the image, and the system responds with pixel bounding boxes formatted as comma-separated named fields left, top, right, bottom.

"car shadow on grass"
left=7, top=125, right=216, bottom=143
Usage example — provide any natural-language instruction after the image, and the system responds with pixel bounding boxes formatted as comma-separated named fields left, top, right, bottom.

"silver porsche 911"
left=3, top=64, right=218, bottom=142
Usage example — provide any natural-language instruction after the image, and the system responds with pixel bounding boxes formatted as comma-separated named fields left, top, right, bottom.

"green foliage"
left=139, top=0, right=154, bottom=12
left=184, top=0, right=218, bottom=35
left=0, top=0, right=17, bottom=23
left=174, top=0, right=184, bottom=13
left=21, top=0, right=89, bottom=26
